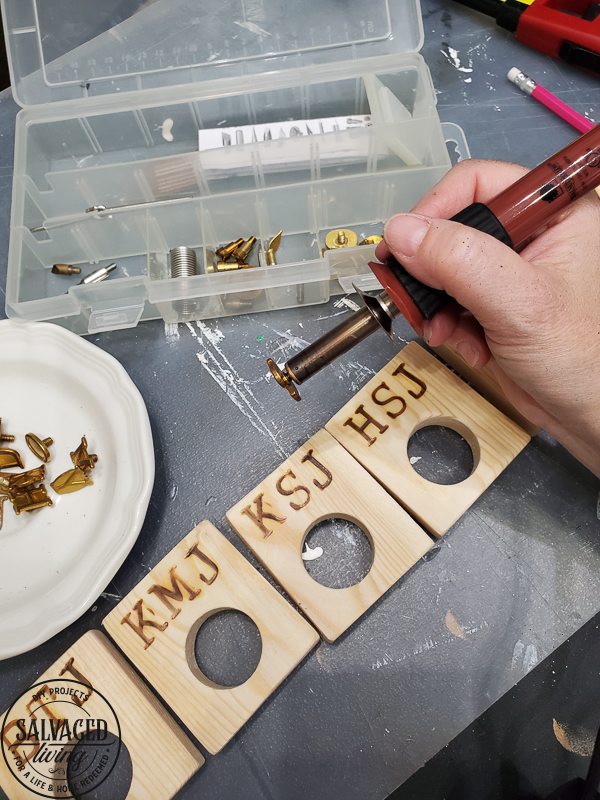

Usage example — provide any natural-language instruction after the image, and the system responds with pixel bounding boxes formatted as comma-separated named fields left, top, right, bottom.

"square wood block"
left=104, top=521, right=319, bottom=755
left=227, top=429, right=433, bottom=642
left=326, top=342, right=530, bottom=537
left=0, top=630, right=203, bottom=800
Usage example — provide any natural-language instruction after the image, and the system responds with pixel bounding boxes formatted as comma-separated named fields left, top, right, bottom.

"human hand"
left=374, top=159, right=600, bottom=477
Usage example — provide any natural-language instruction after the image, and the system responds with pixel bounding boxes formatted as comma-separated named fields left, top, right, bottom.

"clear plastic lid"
left=1, top=0, right=424, bottom=107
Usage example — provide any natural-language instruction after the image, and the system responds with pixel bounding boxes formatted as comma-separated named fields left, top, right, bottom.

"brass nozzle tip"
left=267, top=358, right=301, bottom=401
left=233, top=236, right=257, bottom=263
left=216, top=238, right=244, bottom=261
left=52, top=264, right=82, bottom=275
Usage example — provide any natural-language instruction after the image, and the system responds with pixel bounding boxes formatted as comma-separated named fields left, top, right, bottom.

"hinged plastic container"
left=1, top=0, right=469, bottom=335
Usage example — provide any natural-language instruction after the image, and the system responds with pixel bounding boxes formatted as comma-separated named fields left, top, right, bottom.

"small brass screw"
left=325, top=228, right=358, bottom=250
left=0, top=419, right=15, bottom=443
left=26, top=433, right=54, bottom=463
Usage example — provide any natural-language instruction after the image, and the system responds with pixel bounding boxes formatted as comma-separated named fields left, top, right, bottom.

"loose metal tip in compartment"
left=233, top=236, right=257, bottom=264
left=266, top=230, right=283, bottom=266
left=215, top=238, right=244, bottom=261
left=325, top=229, right=358, bottom=249
left=78, top=263, right=118, bottom=286
left=52, top=264, right=82, bottom=276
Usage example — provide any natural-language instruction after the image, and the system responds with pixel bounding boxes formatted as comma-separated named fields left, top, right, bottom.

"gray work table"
left=1, top=3, right=600, bottom=799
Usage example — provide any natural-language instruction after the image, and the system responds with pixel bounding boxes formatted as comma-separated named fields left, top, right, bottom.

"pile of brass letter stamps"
left=0, top=343, right=530, bottom=799
left=0, top=429, right=98, bottom=529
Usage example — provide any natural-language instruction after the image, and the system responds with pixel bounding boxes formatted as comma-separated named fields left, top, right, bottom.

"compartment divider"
left=77, top=117, right=102, bottom=155
left=133, top=109, right=154, bottom=147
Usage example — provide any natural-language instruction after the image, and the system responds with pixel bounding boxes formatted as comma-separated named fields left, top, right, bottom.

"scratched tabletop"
left=1, top=3, right=600, bottom=799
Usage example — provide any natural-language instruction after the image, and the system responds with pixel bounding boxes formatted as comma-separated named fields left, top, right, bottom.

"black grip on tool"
left=495, top=0, right=528, bottom=33
left=384, top=202, right=514, bottom=322
left=559, top=40, right=600, bottom=76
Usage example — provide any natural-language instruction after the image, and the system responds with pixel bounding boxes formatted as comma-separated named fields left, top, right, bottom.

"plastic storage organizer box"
left=2, top=0, right=468, bottom=335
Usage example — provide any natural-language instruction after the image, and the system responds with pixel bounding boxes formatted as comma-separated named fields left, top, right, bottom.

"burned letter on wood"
left=343, top=404, right=389, bottom=445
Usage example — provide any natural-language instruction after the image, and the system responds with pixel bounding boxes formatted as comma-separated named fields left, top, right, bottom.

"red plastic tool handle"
left=517, top=0, right=600, bottom=60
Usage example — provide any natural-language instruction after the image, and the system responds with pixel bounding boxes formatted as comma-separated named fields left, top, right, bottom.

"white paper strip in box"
left=197, top=115, right=388, bottom=177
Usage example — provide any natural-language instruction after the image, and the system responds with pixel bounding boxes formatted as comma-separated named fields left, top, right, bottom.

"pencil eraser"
left=507, top=67, right=522, bottom=84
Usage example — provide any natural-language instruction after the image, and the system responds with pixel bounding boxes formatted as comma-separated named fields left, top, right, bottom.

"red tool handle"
left=369, top=204, right=512, bottom=330
left=369, top=124, right=600, bottom=331
left=518, top=0, right=600, bottom=70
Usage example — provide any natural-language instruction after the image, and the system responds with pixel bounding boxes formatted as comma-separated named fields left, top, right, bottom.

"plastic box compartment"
left=2, top=0, right=468, bottom=335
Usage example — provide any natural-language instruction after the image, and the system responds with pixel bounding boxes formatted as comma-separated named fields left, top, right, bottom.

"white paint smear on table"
left=371, top=621, right=489, bottom=669
left=164, top=322, right=180, bottom=344
left=441, top=45, right=473, bottom=73
left=337, top=360, right=377, bottom=392
left=511, top=639, right=538, bottom=674
left=441, top=44, right=474, bottom=85
left=267, top=327, right=310, bottom=359
left=187, top=321, right=286, bottom=457
left=334, top=296, right=361, bottom=312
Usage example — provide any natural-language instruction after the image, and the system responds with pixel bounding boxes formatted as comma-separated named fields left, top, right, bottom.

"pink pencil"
left=508, top=68, right=595, bottom=134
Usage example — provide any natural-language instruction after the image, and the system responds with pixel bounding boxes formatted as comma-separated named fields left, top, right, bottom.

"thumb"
left=379, top=212, right=543, bottom=335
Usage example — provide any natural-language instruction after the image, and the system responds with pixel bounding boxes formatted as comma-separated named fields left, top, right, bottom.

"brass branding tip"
left=267, top=358, right=301, bottom=402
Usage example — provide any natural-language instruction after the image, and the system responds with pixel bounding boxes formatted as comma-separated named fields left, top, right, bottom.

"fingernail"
left=456, top=340, right=480, bottom=368
left=422, top=321, right=432, bottom=344
left=384, top=214, right=430, bottom=258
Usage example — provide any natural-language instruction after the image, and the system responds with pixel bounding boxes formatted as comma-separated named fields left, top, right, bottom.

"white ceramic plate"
left=0, top=320, right=154, bottom=659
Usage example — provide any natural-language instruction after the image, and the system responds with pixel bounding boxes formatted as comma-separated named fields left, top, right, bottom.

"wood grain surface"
left=104, top=521, right=319, bottom=755
left=326, top=343, right=530, bottom=537
left=0, top=630, right=203, bottom=800
left=227, top=429, right=433, bottom=642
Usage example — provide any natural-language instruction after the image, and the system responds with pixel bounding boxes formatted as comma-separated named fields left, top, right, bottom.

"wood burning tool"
left=267, top=124, right=600, bottom=400
left=453, top=0, right=600, bottom=75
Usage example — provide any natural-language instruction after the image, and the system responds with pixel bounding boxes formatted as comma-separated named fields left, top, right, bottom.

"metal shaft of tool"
left=285, top=291, right=400, bottom=385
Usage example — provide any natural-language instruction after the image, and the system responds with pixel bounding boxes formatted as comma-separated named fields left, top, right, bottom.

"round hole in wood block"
left=407, top=423, right=474, bottom=485
left=194, top=610, right=263, bottom=688
left=302, top=517, right=373, bottom=589
left=67, top=731, right=132, bottom=800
